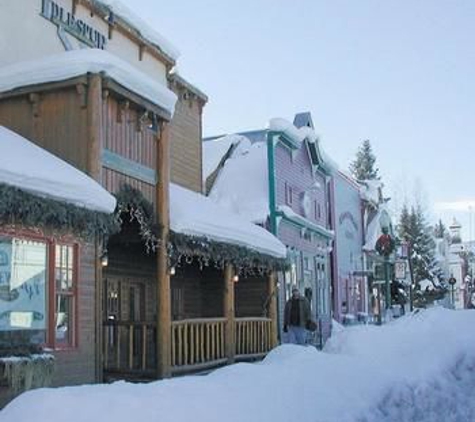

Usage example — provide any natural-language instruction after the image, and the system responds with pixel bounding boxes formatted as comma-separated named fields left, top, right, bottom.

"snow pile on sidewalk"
left=1, top=308, right=474, bottom=422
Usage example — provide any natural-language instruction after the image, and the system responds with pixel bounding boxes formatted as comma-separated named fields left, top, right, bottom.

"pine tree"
left=398, top=205, right=445, bottom=307
left=434, top=219, right=446, bottom=239
left=349, top=139, right=380, bottom=181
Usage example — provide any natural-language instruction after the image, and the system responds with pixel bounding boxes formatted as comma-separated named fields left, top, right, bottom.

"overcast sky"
left=124, top=0, right=475, bottom=240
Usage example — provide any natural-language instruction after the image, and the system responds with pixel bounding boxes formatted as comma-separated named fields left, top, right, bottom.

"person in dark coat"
left=283, top=287, right=311, bottom=345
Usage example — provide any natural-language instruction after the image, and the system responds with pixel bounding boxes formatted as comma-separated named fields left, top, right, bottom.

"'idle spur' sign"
left=41, top=0, right=107, bottom=49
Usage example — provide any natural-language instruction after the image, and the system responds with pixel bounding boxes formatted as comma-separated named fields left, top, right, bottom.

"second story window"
left=285, top=182, right=293, bottom=206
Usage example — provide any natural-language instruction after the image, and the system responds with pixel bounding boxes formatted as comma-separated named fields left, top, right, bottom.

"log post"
left=156, top=122, right=172, bottom=379
left=268, top=270, right=278, bottom=348
left=224, top=264, right=236, bottom=363
left=86, top=73, right=103, bottom=181
left=87, top=74, right=104, bottom=382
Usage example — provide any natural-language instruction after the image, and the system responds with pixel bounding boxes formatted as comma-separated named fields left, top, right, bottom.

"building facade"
left=330, top=171, right=366, bottom=324
left=0, top=0, right=286, bottom=403
left=204, top=113, right=335, bottom=345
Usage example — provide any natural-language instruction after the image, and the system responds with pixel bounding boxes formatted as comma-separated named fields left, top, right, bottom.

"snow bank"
left=2, top=308, right=474, bottom=422
left=0, top=126, right=116, bottom=214
left=170, top=183, right=286, bottom=258
left=0, top=49, right=177, bottom=116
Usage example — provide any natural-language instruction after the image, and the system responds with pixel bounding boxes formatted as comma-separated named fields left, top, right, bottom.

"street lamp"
left=448, top=276, right=457, bottom=309
left=375, top=211, right=395, bottom=319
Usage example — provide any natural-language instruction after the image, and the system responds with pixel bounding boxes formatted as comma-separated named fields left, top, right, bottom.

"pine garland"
left=169, top=231, right=289, bottom=274
left=0, top=183, right=119, bottom=240
left=114, top=184, right=162, bottom=252
left=114, top=184, right=288, bottom=272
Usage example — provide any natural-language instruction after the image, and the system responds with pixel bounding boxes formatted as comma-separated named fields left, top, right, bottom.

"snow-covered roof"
left=0, top=126, right=116, bottom=214
left=0, top=49, right=177, bottom=116
left=96, top=0, right=180, bottom=62
left=170, top=183, right=286, bottom=259
left=208, top=142, right=270, bottom=224
left=359, top=179, right=383, bottom=205
left=268, top=118, right=338, bottom=172
left=202, top=134, right=251, bottom=181
left=363, top=206, right=391, bottom=252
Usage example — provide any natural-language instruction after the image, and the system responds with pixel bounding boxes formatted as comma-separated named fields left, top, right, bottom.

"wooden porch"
left=102, top=239, right=278, bottom=380
left=103, top=316, right=275, bottom=378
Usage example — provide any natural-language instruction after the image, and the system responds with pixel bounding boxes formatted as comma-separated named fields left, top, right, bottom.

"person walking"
left=283, top=287, right=311, bottom=345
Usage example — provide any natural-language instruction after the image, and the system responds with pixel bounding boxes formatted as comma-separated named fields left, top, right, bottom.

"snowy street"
left=1, top=308, right=474, bottom=422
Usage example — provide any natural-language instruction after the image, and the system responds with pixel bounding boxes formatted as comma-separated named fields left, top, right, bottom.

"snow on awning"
left=0, top=126, right=116, bottom=214
left=170, top=184, right=286, bottom=259
left=0, top=49, right=177, bottom=116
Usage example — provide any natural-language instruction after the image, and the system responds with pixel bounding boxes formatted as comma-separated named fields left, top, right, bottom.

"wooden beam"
left=224, top=264, right=236, bottom=363
left=86, top=74, right=103, bottom=181
left=156, top=122, right=171, bottom=379
left=76, top=83, right=87, bottom=108
left=268, top=271, right=278, bottom=348
left=28, top=93, right=41, bottom=118
left=95, top=240, right=104, bottom=382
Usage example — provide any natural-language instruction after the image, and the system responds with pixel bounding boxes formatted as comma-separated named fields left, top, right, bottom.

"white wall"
left=0, top=0, right=168, bottom=85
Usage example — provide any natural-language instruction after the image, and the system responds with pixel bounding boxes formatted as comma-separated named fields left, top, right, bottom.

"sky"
left=124, top=0, right=475, bottom=240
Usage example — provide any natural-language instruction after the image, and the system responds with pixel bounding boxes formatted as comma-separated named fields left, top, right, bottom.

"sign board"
left=41, top=0, right=107, bottom=49
left=394, top=261, right=406, bottom=280
left=352, top=270, right=373, bottom=277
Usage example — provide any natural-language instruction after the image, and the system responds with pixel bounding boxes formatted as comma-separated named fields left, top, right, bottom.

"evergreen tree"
left=434, top=219, right=447, bottom=239
left=349, top=139, right=380, bottom=181
left=398, top=205, right=445, bottom=307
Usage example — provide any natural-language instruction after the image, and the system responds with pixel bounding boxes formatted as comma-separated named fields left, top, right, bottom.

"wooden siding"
left=169, top=85, right=203, bottom=193
left=102, top=167, right=155, bottom=205
left=274, top=142, right=328, bottom=229
left=235, top=276, right=268, bottom=318
left=102, top=94, right=157, bottom=169
left=0, top=88, right=89, bottom=172
left=52, top=242, right=97, bottom=386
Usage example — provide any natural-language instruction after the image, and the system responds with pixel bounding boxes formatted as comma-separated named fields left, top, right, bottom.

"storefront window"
left=54, top=245, right=76, bottom=346
left=0, top=237, right=47, bottom=347
left=0, top=236, right=77, bottom=349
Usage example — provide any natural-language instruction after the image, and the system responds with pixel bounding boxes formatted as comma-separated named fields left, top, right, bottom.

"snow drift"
left=1, top=308, right=474, bottom=422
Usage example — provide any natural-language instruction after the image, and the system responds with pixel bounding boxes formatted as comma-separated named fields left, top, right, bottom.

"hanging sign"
left=394, top=261, right=406, bottom=280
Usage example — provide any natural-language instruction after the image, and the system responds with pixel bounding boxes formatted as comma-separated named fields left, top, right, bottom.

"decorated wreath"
left=375, top=233, right=395, bottom=257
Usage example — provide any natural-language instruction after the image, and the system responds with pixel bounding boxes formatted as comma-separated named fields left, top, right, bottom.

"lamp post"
left=375, top=212, right=395, bottom=320
left=448, top=276, right=457, bottom=309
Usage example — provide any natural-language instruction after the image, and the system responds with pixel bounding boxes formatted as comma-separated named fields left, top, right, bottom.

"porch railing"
left=103, top=320, right=156, bottom=375
left=171, top=318, right=227, bottom=373
left=103, top=317, right=274, bottom=377
left=235, top=317, right=273, bottom=359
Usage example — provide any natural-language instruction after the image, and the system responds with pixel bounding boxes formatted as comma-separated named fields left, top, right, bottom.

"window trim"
left=0, top=228, right=79, bottom=350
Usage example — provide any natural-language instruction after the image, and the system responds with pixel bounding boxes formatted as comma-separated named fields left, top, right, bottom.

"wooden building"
left=0, top=0, right=287, bottom=387
left=0, top=125, right=116, bottom=406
